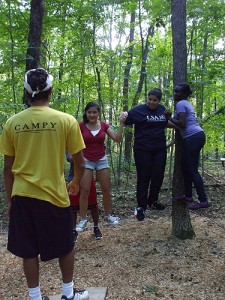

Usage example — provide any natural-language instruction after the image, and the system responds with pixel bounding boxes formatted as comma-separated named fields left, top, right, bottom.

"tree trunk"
left=7, top=1, right=17, bottom=113
left=25, top=0, right=44, bottom=71
left=171, top=0, right=195, bottom=239
left=24, top=0, right=44, bottom=105
left=132, top=24, right=154, bottom=107
left=123, top=11, right=135, bottom=164
left=171, top=132, right=195, bottom=239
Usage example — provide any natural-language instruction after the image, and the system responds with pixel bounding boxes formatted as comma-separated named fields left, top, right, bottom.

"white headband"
left=24, top=68, right=53, bottom=98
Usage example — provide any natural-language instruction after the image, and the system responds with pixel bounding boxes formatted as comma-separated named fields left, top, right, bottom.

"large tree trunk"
left=24, top=0, right=44, bottom=105
left=171, top=0, right=195, bottom=239
left=25, top=0, right=44, bottom=71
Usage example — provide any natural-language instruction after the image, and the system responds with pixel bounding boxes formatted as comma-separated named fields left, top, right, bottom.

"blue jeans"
left=134, top=148, right=167, bottom=209
left=181, top=131, right=207, bottom=202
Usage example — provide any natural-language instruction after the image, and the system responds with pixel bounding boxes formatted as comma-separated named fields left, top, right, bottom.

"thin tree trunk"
left=90, top=22, right=105, bottom=119
left=123, top=11, right=136, bottom=164
left=171, top=0, right=195, bottom=239
left=7, top=1, right=17, bottom=113
left=132, top=24, right=154, bottom=107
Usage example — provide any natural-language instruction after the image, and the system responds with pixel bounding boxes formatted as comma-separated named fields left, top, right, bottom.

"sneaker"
left=94, top=227, right=103, bottom=240
left=61, top=288, right=89, bottom=300
left=148, top=199, right=165, bottom=210
left=184, top=196, right=193, bottom=203
left=104, top=215, right=120, bottom=225
left=73, top=229, right=78, bottom=243
left=152, top=202, right=166, bottom=210
left=174, top=194, right=194, bottom=203
left=152, top=202, right=165, bottom=210
left=174, top=194, right=185, bottom=201
left=135, top=207, right=145, bottom=221
left=189, top=201, right=210, bottom=210
left=42, top=297, right=49, bottom=300
left=76, top=220, right=87, bottom=232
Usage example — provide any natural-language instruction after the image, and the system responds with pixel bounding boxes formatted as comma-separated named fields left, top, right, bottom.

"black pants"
left=134, top=148, right=167, bottom=210
left=181, top=131, right=207, bottom=202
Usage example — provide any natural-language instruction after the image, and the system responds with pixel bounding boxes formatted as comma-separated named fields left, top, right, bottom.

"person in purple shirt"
left=165, top=83, right=209, bottom=210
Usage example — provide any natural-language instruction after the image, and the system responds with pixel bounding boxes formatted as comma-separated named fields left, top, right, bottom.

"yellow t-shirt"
left=0, top=106, right=85, bottom=207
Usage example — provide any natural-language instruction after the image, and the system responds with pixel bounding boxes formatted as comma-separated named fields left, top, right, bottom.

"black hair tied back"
left=148, top=88, right=162, bottom=100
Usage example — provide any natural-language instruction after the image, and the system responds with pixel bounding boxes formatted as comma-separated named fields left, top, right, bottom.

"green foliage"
left=0, top=0, right=224, bottom=155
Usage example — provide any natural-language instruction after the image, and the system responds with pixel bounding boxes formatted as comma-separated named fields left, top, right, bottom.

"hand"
left=118, top=111, right=128, bottom=123
left=164, top=110, right=172, bottom=120
left=67, top=180, right=79, bottom=196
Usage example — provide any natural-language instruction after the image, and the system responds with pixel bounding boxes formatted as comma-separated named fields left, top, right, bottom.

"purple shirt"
left=174, top=100, right=203, bottom=139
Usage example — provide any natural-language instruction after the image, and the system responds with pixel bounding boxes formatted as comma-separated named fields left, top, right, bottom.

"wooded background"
left=0, top=0, right=225, bottom=241
left=0, top=0, right=224, bottom=178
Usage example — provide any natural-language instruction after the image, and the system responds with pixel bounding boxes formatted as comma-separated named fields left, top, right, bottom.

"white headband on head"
left=24, top=68, right=53, bottom=98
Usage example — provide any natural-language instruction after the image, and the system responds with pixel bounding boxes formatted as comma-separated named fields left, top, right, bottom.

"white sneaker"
left=104, top=214, right=120, bottom=225
left=61, top=288, right=89, bottom=300
left=76, top=220, right=87, bottom=232
left=73, top=289, right=89, bottom=300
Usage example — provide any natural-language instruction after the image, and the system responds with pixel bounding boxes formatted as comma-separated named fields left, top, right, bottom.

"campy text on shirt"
left=14, top=122, right=57, bottom=132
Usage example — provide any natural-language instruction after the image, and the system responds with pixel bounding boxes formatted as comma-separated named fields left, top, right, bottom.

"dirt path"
left=1, top=190, right=225, bottom=300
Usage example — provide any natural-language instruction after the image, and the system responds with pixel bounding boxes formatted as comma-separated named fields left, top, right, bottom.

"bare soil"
left=0, top=169, right=225, bottom=300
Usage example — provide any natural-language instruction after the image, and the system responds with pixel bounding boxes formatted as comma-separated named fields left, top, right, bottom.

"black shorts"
left=8, top=196, right=74, bottom=261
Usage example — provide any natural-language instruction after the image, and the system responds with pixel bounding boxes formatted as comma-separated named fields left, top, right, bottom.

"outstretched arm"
left=106, top=112, right=128, bottom=143
left=164, top=110, right=186, bottom=128
left=166, top=120, right=179, bottom=130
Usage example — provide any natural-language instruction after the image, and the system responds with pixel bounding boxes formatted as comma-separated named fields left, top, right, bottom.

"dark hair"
left=25, top=68, right=52, bottom=102
left=148, top=88, right=162, bottom=100
left=176, top=83, right=192, bottom=97
left=83, top=102, right=101, bottom=123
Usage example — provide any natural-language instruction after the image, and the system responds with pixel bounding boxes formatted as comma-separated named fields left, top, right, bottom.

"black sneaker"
left=135, top=207, right=145, bottom=221
left=73, top=229, right=78, bottom=243
left=94, top=227, right=102, bottom=240
left=152, top=202, right=165, bottom=210
left=61, top=288, right=89, bottom=300
left=148, top=198, right=154, bottom=207
left=42, top=297, right=49, bottom=300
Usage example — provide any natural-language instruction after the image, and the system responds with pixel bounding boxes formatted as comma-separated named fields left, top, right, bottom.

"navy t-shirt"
left=125, top=104, right=168, bottom=151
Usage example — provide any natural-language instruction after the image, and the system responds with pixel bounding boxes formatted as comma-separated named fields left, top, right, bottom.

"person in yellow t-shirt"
left=0, top=68, right=89, bottom=300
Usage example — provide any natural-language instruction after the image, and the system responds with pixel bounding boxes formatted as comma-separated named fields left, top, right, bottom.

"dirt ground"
left=0, top=170, right=225, bottom=300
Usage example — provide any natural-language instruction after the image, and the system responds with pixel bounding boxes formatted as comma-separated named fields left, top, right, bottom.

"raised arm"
left=106, top=112, right=128, bottom=143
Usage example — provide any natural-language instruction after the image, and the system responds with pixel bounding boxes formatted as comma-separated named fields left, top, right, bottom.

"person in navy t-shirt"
left=165, top=83, right=209, bottom=210
left=124, top=88, right=175, bottom=221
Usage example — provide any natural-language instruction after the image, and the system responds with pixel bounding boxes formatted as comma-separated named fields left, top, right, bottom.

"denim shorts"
left=85, top=155, right=109, bottom=170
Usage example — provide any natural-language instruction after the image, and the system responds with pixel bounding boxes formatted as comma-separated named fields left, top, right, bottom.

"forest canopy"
left=0, top=0, right=224, bottom=156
